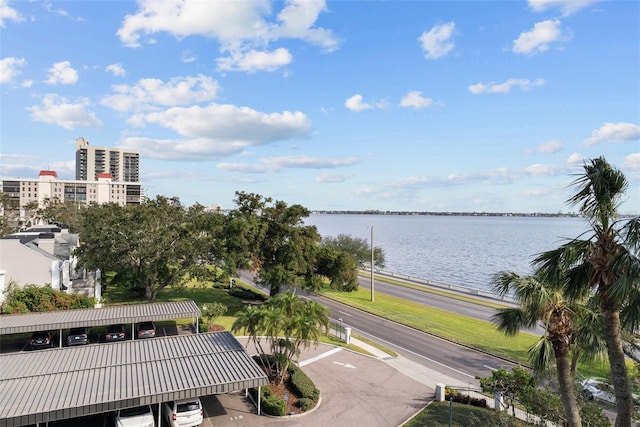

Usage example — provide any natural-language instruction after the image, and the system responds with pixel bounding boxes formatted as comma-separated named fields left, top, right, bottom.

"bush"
left=445, top=392, right=487, bottom=408
left=2, top=283, right=95, bottom=313
left=288, top=365, right=320, bottom=401
left=251, top=387, right=285, bottom=416
left=198, top=316, right=209, bottom=333
left=295, top=397, right=316, bottom=412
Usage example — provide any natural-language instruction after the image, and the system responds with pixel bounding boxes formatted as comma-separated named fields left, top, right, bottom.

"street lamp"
left=338, top=318, right=343, bottom=341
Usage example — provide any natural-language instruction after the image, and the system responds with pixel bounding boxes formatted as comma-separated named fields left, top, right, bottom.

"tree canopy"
left=321, top=233, right=386, bottom=270
left=75, top=196, right=216, bottom=302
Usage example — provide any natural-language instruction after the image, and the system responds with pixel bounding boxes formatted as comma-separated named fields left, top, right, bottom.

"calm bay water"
left=306, top=214, right=589, bottom=292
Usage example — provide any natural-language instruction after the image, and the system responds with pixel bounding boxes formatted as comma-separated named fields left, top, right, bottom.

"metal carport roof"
left=0, top=331, right=269, bottom=427
left=0, top=301, right=201, bottom=334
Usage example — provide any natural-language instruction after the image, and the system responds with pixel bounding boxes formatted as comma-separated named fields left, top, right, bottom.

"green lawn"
left=405, top=401, right=531, bottom=427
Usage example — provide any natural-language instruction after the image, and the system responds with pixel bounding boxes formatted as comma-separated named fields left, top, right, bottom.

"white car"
left=162, top=398, right=203, bottom=427
left=580, top=378, right=615, bottom=403
left=115, top=405, right=155, bottom=427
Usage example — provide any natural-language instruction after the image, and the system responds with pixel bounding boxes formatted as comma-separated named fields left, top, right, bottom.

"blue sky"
left=1, top=0, right=638, bottom=214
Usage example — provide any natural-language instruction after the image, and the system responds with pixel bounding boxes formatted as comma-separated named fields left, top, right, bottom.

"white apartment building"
left=75, top=137, right=140, bottom=182
left=1, top=170, right=142, bottom=217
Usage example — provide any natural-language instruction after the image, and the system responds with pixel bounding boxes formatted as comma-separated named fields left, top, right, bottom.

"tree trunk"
left=555, top=343, right=582, bottom=427
left=602, top=306, right=632, bottom=427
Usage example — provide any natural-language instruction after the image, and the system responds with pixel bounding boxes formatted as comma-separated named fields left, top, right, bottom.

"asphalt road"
left=308, top=293, right=518, bottom=384
left=238, top=270, right=521, bottom=384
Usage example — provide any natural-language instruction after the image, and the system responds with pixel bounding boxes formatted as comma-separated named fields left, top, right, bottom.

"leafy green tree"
left=232, top=291, right=329, bottom=384
left=321, top=234, right=386, bottom=269
left=76, top=196, right=215, bottom=302
left=228, top=192, right=320, bottom=296
left=492, top=271, right=599, bottom=427
left=0, top=192, right=21, bottom=236
left=534, top=157, right=640, bottom=427
left=477, top=366, right=536, bottom=417
left=314, top=246, right=358, bottom=291
left=201, top=302, right=228, bottom=329
left=37, top=197, right=84, bottom=232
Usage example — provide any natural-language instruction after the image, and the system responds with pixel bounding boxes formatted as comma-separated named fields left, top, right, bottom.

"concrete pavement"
left=203, top=337, right=434, bottom=427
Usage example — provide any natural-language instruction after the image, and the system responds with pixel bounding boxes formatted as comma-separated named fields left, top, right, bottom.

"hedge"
left=288, top=365, right=320, bottom=402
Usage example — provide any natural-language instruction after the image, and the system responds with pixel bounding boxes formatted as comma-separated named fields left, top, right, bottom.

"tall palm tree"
left=534, top=157, right=640, bottom=427
left=492, top=271, right=584, bottom=427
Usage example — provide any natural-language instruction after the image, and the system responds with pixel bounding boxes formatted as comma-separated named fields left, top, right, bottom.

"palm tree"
left=231, top=291, right=329, bottom=384
left=492, top=271, right=584, bottom=427
left=534, top=157, right=640, bottom=427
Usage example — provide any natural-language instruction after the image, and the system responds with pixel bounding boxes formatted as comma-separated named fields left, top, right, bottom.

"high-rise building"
left=2, top=170, right=142, bottom=214
left=75, top=137, right=140, bottom=182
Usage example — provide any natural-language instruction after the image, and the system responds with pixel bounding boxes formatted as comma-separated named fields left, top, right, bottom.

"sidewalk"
left=346, top=335, right=557, bottom=426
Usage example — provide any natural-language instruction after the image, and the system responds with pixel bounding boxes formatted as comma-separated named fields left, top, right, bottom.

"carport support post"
left=59, top=329, right=62, bottom=348
left=132, top=324, right=135, bottom=340
left=157, top=402, right=161, bottom=427
left=257, top=385, right=261, bottom=415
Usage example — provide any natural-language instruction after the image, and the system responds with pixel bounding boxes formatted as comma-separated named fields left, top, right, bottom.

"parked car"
left=136, top=321, right=156, bottom=339
left=162, top=398, right=203, bottom=427
left=67, top=327, right=88, bottom=346
left=580, top=378, right=615, bottom=403
left=28, top=331, right=53, bottom=350
left=105, top=324, right=126, bottom=342
left=114, top=405, right=155, bottom=427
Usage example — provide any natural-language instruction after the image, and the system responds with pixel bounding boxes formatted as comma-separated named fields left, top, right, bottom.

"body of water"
left=306, top=214, right=590, bottom=292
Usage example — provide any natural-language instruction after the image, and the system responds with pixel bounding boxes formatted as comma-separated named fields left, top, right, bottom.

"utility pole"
left=370, top=225, right=374, bottom=302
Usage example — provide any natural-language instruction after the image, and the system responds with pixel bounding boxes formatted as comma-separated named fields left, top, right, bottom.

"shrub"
left=198, top=316, right=209, bottom=333
left=445, top=392, right=487, bottom=408
left=2, top=283, right=95, bottom=313
left=251, top=387, right=285, bottom=416
left=288, top=365, right=319, bottom=401
left=295, top=397, right=316, bottom=412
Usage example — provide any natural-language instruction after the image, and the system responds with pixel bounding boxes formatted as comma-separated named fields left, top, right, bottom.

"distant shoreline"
left=310, top=210, right=583, bottom=218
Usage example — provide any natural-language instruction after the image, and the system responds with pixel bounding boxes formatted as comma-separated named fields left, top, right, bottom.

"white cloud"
left=566, top=152, right=585, bottom=165
left=622, top=153, right=640, bottom=171
left=399, top=91, right=434, bottom=109
left=513, top=20, right=567, bottom=55
left=116, top=0, right=339, bottom=72
left=418, top=22, right=455, bottom=59
left=120, top=103, right=312, bottom=160
left=316, top=172, right=353, bottom=183
left=583, top=122, right=640, bottom=146
left=468, top=78, right=545, bottom=94
left=29, top=94, right=103, bottom=129
left=102, top=75, right=219, bottom=112
left=181, top=50, right=197, bottom=63
left=45, top=61, right=79, bottom=85
left=0, top=0, right=24, bottom=27
left=0, top=57, right=26, bottom=83
left=218, top=155, right=358, bottom=173
left=344, top=94, right=386, bottom=112
left=217, top=48, right=292, bottom=73
left=345, top=94, right=371, bottom=112
left=105, top=63, right=126, bottom=77
left=527, top=140, right=563, bottom=154
left=528, top=0, right=601, bottom=16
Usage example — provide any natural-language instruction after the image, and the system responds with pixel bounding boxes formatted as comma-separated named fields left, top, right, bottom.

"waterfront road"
left=355, top=273, right=509, bottom=323
left=307, top=293, right=520, bottom=386
left=237, top=270, right=520, bottom=385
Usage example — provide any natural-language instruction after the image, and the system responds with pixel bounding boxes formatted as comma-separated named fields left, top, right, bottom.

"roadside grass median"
left=318, top=287, right=612, bottom=378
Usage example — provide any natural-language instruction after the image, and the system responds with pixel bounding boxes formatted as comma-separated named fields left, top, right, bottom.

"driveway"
left=203, top=342, right=431, bottom=426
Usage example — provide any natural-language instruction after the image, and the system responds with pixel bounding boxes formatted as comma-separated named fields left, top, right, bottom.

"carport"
left=0, top=301, right=202, bottom=347
left=0, top=331, right=269, bottom=427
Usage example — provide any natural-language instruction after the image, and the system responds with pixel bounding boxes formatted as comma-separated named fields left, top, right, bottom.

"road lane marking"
left=298, top=347, right=343, bottom=367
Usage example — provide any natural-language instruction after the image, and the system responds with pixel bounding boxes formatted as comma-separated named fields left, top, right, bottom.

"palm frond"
left=619, top=216, right=640, bottom=253
left=493, top=308, right=534, bottom=335
left=528, top=337, right=555, bottom=373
